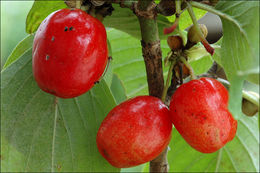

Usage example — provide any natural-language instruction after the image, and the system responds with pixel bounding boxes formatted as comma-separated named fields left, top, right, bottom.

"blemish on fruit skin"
left=51, top=36, right=55, bottom=41
left=94, top=81, right=100, bottom=84
left=69, top=26, right=73, bottom=31
left=46, top=55, right=50, bottom=60
left=103, top=149, right=110, bottom=158
left=46, top=88, right=56, bottom=95
left=64, top=26, right=68, bottom=31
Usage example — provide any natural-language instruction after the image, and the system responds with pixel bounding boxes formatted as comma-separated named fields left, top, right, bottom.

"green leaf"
left=212, top=1, right=259, bottom=117
left=108, top=28, right=215, bottom=97
left=104, top=3, right=206, bottom=40
left=168, top=8, right=207, bottom=30
left=190, top=55, right=213, bottom=75
left=107, top=28, right=170, bottom=98
left=3, top=35, right=34, bottom=69
left=1, top=49, right=119, bottom=172
left=215, top=1, right=259, bottom=76
left=168, top=116, right=259, bottom=172
left=185, top=44, right=220, bottom=75
left=121, top=164, right=146, bottom=173
left=104, top=4, right=172, bottom=40
left=110, top=74, right=127, bottom=104
left=26, top=0, right=66, bottom=34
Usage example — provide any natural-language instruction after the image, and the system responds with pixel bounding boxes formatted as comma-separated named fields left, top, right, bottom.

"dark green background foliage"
left=1, top=0, right=259, bottom=172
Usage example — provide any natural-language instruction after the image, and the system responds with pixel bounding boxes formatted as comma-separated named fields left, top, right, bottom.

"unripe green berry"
left=188, top=24, right=208, bottom=44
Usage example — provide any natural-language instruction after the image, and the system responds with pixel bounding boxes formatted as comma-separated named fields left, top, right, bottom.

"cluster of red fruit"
left=33, top=9, right=237, bottom=168
left=96, top=77, right=237, bottom=168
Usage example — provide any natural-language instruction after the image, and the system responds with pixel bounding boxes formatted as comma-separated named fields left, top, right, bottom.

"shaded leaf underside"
left=1, top=49, right=119, bottom=172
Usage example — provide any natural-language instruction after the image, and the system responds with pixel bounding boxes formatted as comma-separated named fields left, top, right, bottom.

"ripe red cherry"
left=32, top=9, right=108, bottom=98
left=96, top=96, right=172, bottom=168
left=169, top=78, right=237, bottom=153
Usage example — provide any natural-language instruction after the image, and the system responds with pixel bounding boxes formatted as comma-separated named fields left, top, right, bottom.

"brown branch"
left=136, top=1, right=168, bottom=172
left=141, top=40, right=164, bottom=98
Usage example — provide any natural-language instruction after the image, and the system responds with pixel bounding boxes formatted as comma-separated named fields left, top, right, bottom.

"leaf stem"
left=186, top=2, right=214, bottom=55
left=186, top=3, right=201, bottom=38
left=162, top=60, right=176, bottom=102
left=242, top=92, right=259, bottom=108
left=176, top=0, right=181, bottom=14
left=217, top=78, right=260, bottom=107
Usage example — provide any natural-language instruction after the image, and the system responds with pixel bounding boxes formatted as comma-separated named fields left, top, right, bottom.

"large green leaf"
left=107, top=28, right=170, bottom=97
left=168, top=115, right=259, bottom=172
left=110, top=74, right=127, bottom=104
left=104, top=4, right=206, bottom=40
left=26, top=0, right=67, bottom=34
left=108, top=29, right=213, bottom=98
left=1, top=49, right=119, bottom=172
left=3, top=35, right=34, bottom=69
left=211, top=1, right=259, bottom=118
left=185, top=44, right=219, bottom=75
left=104, top=4, right=172, bottom=40
left=168, top=8, right=207, bottom=31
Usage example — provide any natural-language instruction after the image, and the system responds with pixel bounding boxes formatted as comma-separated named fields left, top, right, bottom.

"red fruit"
left=169, top=78, right=237, bottom=153
left=33, top=9, right=108, bottom=98
left=96, top=96, right=172, bottom=168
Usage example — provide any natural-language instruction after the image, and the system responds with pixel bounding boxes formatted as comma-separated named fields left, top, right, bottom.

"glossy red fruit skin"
left=32, top=9, right=108, bottom=98
left=96, top=96, right=172, bottom=168
left=169, top=78, right=237, bottom=153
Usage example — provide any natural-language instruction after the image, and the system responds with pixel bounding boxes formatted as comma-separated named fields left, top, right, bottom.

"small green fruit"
left=188, top=24, right=208, bottom=44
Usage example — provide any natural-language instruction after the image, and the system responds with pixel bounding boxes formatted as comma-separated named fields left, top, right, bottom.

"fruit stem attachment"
left=186, top=2, right=214, bottom=55
left=180, top=56, right=195, bottom=79
left=162, top=60, right=176, bottom=102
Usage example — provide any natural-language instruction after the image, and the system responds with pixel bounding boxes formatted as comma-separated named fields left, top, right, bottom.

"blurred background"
left=1, top=1, right=33, bottom=69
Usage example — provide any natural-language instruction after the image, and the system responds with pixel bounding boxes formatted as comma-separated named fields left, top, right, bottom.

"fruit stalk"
left=162, top=60, right=176, bottom=102
left=136, top=0, right=168, bottom=172
left=186, top=2, right=214, bottom=55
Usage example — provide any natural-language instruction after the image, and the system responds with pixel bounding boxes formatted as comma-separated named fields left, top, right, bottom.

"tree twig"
left=136, top=0, right=168, bottom=172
